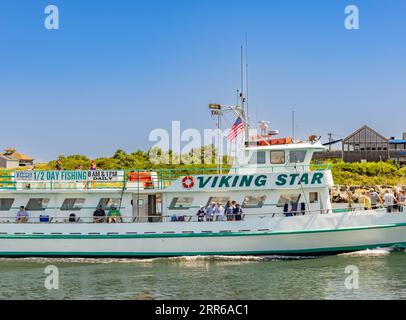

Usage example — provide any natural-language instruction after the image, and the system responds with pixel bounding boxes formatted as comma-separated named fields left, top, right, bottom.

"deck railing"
left=1, top=205, right=403, bottom=225
left=0, top=164, right=331, bottom=191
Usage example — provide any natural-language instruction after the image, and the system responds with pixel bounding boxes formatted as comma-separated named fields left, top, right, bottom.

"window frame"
left=0, top=198, right=14, bottom=211
left=97, top=198, right=121, bottom=210
left=309, top=192, right=319, bottom=204
left=242, top=195, right=267, bottom=209
left=270, top=150, right=285, bottom=164
left=26, top=198, right=50, bottom=211
left=206, top=197, right=230, bottom=208
left=60, top=198, right=86, bottom=211
left=169, top=197, right=194, bottom=210
left=288, top=150, right=307, bottom=163
left=276, top=193, right=301, bottom=207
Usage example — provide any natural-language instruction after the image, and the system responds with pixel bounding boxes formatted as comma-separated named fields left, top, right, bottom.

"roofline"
left=343, top=125, right=388, bottom=142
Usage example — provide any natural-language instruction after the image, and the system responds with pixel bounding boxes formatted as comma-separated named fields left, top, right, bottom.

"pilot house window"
left=289, top=150, right=306, bottom=163
left=248, top=151, right=266, bottom=165
left=270, top=151, right=285, bottom=164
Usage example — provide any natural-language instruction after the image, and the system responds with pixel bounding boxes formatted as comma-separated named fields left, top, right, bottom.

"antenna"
left=292, top=110, right=295, bottom=140
left=245, top=34, right=249, bottom=124
left=328, top=133, right=333, bottom=152
left=240, top=45, right=244, bottom=104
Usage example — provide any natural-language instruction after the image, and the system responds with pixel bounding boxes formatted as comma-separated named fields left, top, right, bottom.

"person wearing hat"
left=107, top=205, right=122, bottom=223
left=93, top=205, right=106, bottom=223
left=196, top=206, right=205, bottom=222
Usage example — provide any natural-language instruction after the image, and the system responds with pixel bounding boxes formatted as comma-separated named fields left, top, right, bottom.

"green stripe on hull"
left=1, top=222, right=406, bottom=239
left=0, top=242, right=405, bottom=257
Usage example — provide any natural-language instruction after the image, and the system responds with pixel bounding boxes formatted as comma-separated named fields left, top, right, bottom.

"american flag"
left=227, top=117, right=245, bottom=141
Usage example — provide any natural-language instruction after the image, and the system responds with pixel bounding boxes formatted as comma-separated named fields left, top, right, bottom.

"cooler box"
left=39, top=215, right=50, bottom=223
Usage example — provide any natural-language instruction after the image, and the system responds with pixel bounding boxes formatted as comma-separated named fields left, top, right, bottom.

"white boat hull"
left=1, top=211, right=405, bottom=257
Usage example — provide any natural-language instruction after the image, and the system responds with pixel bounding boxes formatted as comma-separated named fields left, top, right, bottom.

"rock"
left=330, top=185, right=406, bottom=203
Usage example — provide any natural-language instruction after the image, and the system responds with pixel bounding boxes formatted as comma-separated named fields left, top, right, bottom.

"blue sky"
left=0, top=0, right=405, bottom=161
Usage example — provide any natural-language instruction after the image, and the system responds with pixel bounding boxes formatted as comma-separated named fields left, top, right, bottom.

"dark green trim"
left=1, top=222, right=406, bottom=239
left=0, top=242, right=405, bottom=257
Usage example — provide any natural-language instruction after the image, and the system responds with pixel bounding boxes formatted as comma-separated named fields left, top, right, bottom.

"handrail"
left=2, top=206, right=403, bottom=224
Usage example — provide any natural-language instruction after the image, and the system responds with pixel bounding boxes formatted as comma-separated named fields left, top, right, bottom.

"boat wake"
left=0, top=254, right=318, bottom=264
left=164, top=255, right=317, bottom=262
left=338, top=247, right=393, bottom=257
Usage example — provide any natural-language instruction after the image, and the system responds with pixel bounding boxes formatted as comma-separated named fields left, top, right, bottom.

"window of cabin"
left=0, top=198, right=14, bottom=211
left=206, top=197, right=230, bottom=207
left=61, top=198, right=86, bottom=211
left=26, top=198, right=50, bottom=211
left=289, top=150, right=306, bottom=163
left=169, top=197, right=193, bottom=210
left=242, top=195, right=267, bottom=208
left=247, top=151, right=266, bottom=165
left=98, top=198, right=121, bottom=210
left=309, top=192, right=319, bottom=203
left=270, top=151, right=285, bottom=164
left=277, top=194, right=301, bottom=207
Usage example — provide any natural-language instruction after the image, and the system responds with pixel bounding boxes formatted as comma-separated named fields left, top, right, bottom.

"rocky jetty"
left=331, top=185, right=406, bottom=203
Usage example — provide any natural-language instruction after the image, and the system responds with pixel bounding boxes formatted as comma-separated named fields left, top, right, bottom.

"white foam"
left=338, top=247, right=393, bottom=257
left=0, top=254, right=317, bottom=264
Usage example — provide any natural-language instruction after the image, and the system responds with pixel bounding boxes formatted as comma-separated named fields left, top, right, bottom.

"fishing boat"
left=0, top=102, right=405, bottom=257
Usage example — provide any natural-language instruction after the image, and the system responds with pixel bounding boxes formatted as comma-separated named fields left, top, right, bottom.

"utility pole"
left=328, top=133, right=333, bottom=152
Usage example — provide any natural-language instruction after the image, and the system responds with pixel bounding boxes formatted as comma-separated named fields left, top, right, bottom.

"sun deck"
left=0, top=164, right=331, bottom=192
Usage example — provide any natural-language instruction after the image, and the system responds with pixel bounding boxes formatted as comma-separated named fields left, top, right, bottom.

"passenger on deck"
left=205, top=202, right=216, bottom=222
left=225, top=201, right=234, bottom=221
left=384, top=190, right=395, bottom=213
left=196, top=206, right=206, bottom=222
left=107, top=205, right=122, bottom=223
left=196, top=206, right=205, bottom=222
left=90, top=161, right=97, bottom=170
left=283, top=203, right=292, bottom=217
left=300, top=202, right=306, bottom=215
left=93, top=205, right=106, bottom=223
left=215, top=202, right=225, bottom=221
left=291, top=202, right=299, bottom=216
left=16, top=206, right=28, bottom=223
left=233, top=204, right=243, bottom=221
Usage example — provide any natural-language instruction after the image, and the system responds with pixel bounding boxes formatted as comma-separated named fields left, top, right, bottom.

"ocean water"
left=0, top=248, right=405, bottom=300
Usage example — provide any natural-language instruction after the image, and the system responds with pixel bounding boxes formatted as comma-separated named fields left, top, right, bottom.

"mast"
left=240, top=45, right=249, bottom=146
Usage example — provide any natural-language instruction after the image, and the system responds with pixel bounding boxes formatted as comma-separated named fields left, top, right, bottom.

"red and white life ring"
left=182, top=176, right=194, bottom=189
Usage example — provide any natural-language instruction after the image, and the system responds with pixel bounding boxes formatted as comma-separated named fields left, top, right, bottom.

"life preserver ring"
left=182, top=176, right=194, bottom=189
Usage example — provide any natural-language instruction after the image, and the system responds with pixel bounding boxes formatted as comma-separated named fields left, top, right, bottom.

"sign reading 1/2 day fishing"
left=173, top=171, right=333, bottom=191
left=14, top=170, right=121, bottom=182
